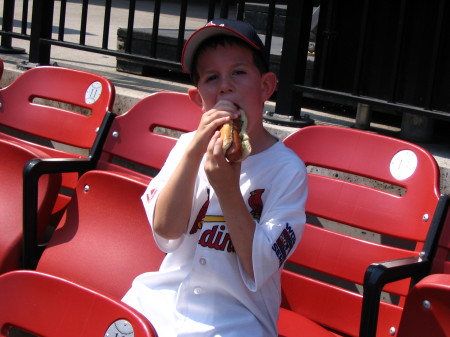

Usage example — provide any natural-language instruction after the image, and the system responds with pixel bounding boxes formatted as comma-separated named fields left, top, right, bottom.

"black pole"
left=267, top=0, right=315, bottom=127
left=29, top=0, right=54, bottom=64
left=219, top=0, right=229, bottom=19
left=0, top=0, right=26, bottom=54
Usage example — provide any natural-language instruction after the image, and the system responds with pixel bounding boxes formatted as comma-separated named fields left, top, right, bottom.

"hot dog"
left=219, top=108, right=252, bottom=162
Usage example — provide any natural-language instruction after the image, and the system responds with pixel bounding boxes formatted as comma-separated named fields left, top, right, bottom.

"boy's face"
left=189, top=43, right=276, bottom=135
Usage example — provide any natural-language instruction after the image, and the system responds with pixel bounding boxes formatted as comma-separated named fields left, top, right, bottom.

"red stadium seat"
left=24, top=91, right=202, bottom=268
left=33, top=92, right=203, bottom=294
left=36, top=170, right=166, bottom=299
left=0, top=139, right=60, bottom=273
left=430, top=202, right=450, bottom=274
left=280, top=125, right=442, bottom=337
left=396, top=200, right=450, bottom=337
left=0, top=65, right=115, bottom=241
left=30, top=92, right=202, bottom=298
left=397, top=274, right=450, bottom=337
left=0, top=270, right=157, bottom=337
left=96, top=90, right=203, bottom=182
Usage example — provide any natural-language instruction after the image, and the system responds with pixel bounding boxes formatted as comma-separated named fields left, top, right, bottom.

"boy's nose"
left=219, top=77, right=234, bottom=94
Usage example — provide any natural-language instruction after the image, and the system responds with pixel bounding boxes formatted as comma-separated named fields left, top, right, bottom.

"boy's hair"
left=190, top=35, right=269, bottom=86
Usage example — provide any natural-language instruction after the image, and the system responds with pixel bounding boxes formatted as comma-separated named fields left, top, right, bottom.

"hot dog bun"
left=220, top=121, right=233, bottom=153
left=220, top=108, right=252, bottom=162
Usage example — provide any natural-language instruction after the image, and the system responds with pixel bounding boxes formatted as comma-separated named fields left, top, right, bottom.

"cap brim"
left=181, top=25, right=262, bottom=74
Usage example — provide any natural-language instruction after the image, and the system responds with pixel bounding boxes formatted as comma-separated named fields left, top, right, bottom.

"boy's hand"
left=204, top=130, right=241, bottom=193
left=205, top=131, right=255, bottom=281
left=189, top=100, right=239, bottom=159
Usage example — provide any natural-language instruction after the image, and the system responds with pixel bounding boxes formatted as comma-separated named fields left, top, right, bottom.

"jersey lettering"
left=272, top=223, right=296, bottom=267
left=198, top=224, right=235, bottom=253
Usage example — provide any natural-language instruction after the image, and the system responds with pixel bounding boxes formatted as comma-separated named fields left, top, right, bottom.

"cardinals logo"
left=189, top=190, right=210, bottom=234
left=248, top=189, right=264, bottom=220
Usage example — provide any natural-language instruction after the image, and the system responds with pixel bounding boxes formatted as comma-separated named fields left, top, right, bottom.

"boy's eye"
left=205, top=74, right=218, bottom=82
left=233, top=70, right=246, bottom=76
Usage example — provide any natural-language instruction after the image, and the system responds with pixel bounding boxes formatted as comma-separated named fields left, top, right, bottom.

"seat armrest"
left=24, top=156, right=96, bottom=176
left=22, top=157, right=96, bottom=269
left=360, top=194, right=449, bottom=337
left=88, top=110, right=116, bottom=162
left=22, top=110, right=115, bottom=269
left=359, top=256, right=429, bottom=337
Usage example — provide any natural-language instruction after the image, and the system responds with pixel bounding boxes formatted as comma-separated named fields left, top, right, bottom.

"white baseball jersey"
left=122, top=131, right=308, bottom=337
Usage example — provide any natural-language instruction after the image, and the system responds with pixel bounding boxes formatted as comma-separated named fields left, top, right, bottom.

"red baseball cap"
left=181, top=18, right=268, bottom=74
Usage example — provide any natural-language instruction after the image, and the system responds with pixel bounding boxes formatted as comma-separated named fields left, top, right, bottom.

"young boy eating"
left=122, top=18, right=308, bottom=337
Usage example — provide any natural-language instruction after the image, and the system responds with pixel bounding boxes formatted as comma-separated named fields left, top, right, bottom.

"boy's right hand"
left=189, top=100, right=239, bottom=158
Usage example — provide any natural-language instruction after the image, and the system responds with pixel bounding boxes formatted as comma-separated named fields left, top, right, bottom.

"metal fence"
left=1, top=0, right=449, bottom=129
left=279, top=0, right=450, bottom=125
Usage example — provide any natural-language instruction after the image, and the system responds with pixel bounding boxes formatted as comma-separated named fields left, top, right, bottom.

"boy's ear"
left=261, top=72, right=278, bottom=101
left=188, top=87, right=204, bottom=108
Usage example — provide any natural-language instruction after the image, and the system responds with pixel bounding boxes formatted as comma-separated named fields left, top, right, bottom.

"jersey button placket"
left=192, top=257, right=207, bottom=296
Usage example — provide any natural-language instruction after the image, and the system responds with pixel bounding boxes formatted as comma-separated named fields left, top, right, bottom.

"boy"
left=122, top=19, right=308, bottom=337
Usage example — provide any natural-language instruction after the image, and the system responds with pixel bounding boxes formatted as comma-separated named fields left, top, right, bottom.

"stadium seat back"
left=0, top=270, right=157, bottom=337
left=37, top=170, right=166, bottom=298
left=97, top=91, right=203, bottom=182
left=281, top=125, right=441, bottom=336
left=0, top=66, right=114, bottom=150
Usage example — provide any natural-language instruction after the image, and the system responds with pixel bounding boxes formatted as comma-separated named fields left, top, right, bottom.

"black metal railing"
left=1, top=0, right=449, bottom=127
left=277, top=0, right=450, bottom=124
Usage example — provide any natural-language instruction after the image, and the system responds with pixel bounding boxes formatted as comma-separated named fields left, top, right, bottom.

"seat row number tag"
left=390, top=150, right=418, bottom=181
left=85, top=81, right=103, bottom=104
